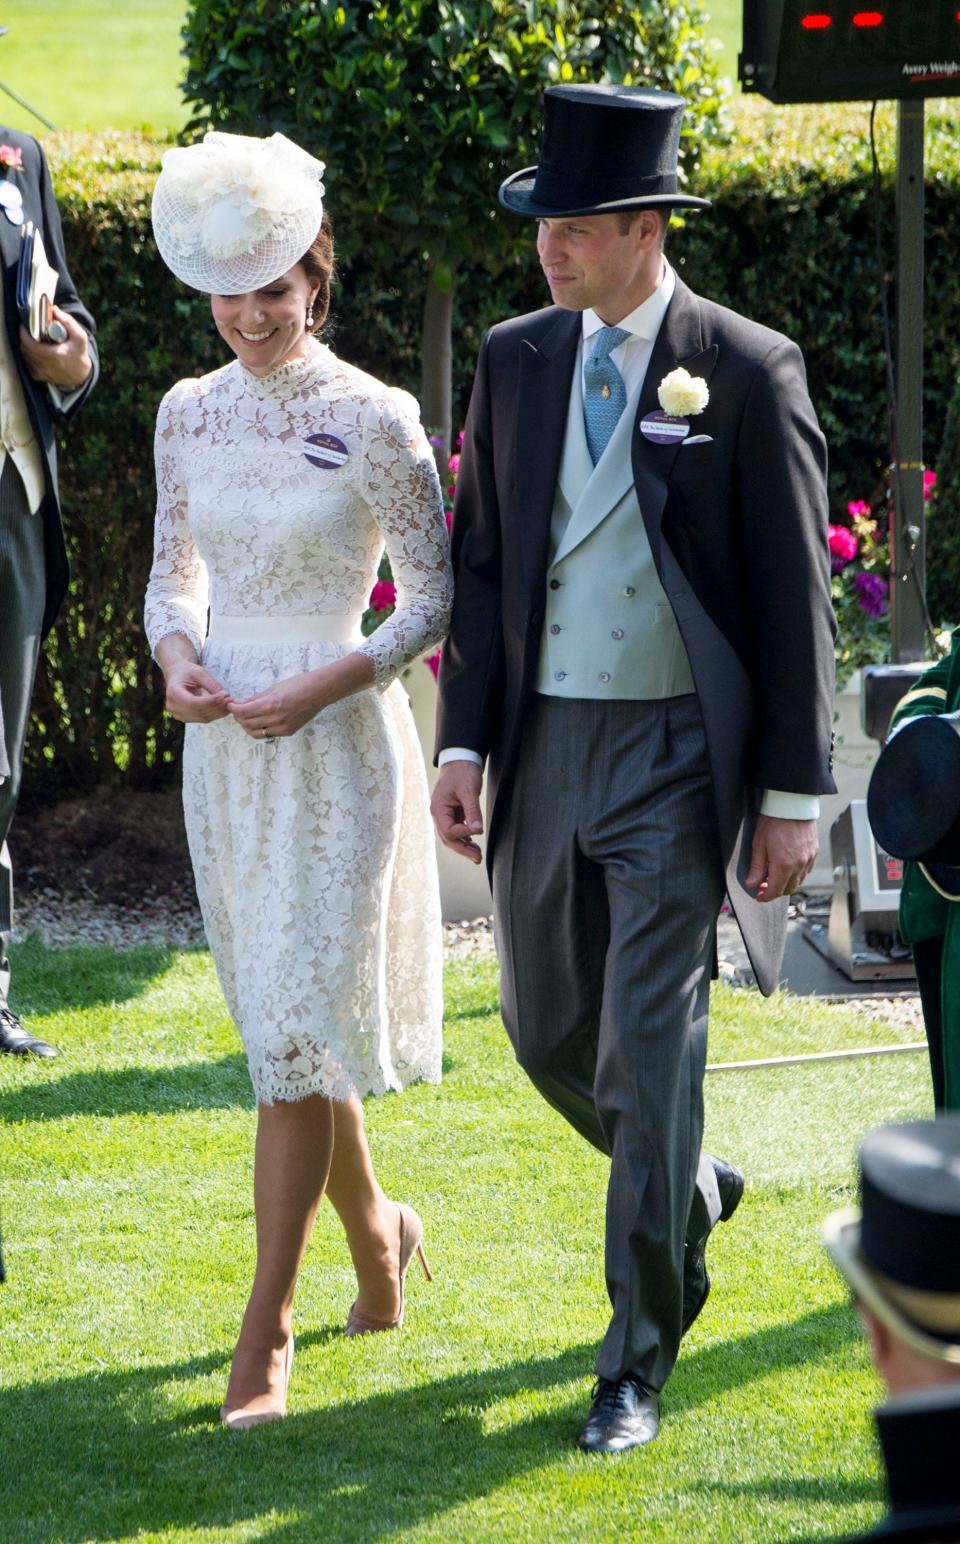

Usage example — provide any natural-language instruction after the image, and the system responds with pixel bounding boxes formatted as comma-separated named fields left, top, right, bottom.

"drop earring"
left=306, top=303, right=315, bottom=329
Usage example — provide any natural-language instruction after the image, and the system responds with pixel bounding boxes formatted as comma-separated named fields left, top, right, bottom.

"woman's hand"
left=228, top=669, right=333, bottom=740
left=163, top=660, right=232, bottom=723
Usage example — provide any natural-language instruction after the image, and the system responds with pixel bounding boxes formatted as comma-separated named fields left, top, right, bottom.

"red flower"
left=369, top=579, right=396, bottom=612
left=424, top=647, right=441, bottom=680
left=0, top=144, right=22, bottom=169
left=924, top=469, right=937, bottom=501
left=828, top=524, right=858, bottom=571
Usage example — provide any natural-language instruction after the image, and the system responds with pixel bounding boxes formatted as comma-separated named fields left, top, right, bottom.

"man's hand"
left=20, top=306, right=92, bottom=391
left=745, top=814, right=818, bottom=903
left=431, top=761, right=484, bottom=864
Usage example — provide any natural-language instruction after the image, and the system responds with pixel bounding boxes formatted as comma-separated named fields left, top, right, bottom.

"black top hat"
left=823, top=1119, right=960, bottom=1365
left=867, top=712, right=960, bottom=897
left=498, top=85, right=711, bottom=218
left=848, top=1387, right=960, bottom=1541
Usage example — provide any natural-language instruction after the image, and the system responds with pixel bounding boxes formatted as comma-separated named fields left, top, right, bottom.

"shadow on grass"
left=7, top=936, right=182, bottom=1016
left=0, top=1054, right=252, bottom=1124
left=2, top=1305, right=869, bottom=1542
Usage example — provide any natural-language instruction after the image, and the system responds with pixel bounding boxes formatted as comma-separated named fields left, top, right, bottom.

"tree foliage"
left=181, top=0, right=726, bottom=449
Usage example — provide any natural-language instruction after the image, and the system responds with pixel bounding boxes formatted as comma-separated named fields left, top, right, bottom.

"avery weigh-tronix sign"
left=739, top=1, right=960, bottom=103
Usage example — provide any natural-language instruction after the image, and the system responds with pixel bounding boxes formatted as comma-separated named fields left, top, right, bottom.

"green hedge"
left=24, top=104, right=960, bottom=801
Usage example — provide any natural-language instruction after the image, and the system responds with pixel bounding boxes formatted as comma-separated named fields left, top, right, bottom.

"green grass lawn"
left=0, top=936, right=933, bottom=1542
left=2, top=0, right=744, bottom=142
left=1, top=1, right=188, bottom=136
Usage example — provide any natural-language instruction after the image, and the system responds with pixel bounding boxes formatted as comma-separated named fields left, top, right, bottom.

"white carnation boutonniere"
left=657, top=367, right=710, bottom=418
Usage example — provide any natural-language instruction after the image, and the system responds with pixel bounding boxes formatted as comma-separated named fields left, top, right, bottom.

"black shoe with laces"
left=0, top=1006, right=57, bottom=1058
left=576, top=1372, right=660, bottom=1454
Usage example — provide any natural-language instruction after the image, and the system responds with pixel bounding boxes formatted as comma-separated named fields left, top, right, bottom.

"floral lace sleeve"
left=355, top=392, right=453, bottom=689
left=144, top=385, right=209, bottom=659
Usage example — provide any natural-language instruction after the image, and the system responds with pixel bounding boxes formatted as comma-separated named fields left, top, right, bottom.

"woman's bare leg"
left=323, top=1094, right=404, bottom=1322
left=222, top=1093, right=334, bottom=1417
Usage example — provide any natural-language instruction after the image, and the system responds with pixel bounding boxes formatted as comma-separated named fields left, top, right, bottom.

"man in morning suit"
left=431, top=87, right=835, bottom=1453
left=0, top=127, right=97, bottom=1060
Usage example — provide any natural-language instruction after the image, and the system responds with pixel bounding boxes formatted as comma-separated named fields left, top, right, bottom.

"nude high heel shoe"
left=345, top=1202, right=432, bottom=1335
left=220, top=1335, right=294, bottom=1429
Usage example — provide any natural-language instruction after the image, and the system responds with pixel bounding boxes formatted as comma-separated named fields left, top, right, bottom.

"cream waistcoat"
left=0, top=267, right=45, bottom=512
left=534, top=361, right=693, bottom=700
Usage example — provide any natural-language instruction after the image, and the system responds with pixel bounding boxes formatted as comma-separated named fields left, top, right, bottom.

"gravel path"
left=11, top=894, right=922, bottom=1031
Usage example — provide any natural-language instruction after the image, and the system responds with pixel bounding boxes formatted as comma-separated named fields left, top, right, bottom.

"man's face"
left=536, top=212, right=659, bottom=322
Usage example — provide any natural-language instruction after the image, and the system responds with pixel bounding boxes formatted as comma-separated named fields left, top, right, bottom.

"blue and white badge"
left=304, top=431, right=349, bottom=470
left=640, top=411, right=689, bottom=446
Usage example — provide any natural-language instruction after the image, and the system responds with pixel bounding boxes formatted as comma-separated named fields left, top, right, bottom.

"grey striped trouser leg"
left=493, top=692, right=725, bottom=1390
left=0, top=460, right=46, bottom=1007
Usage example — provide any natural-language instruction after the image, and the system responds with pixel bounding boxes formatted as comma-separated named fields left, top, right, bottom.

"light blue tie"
left=583, top=325, right=630, bottom=465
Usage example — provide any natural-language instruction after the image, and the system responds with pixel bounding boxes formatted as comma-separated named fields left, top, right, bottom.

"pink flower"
left=847, top=499, right=870, bottom=520
left=369, top=579, right=396, bottom=612
left=828, top=524, right=858, bottom=573
left=424, top=647, right=442, bottom=680
left=924, top=469, right=937, bottom=501
left=0, top=144, right=22, bottom=169
left=445, top=510, right=453, bottom=532
left=457, top=430, right=464, bottom=448
left=447, top=453, right=460, bottom=484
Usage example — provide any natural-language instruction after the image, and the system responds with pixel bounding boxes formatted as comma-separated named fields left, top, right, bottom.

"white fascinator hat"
left=151, top=131, right=326, bottom=294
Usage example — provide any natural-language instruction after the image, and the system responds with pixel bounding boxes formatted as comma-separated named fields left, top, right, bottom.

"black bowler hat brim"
left=498, top=165, right=711, bottom=218
left=868, top=713, right=960, bottom=865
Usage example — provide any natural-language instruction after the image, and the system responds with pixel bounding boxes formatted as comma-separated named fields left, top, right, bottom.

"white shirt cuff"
left=761, top=789, right=820, bottom=821
left=438, top=747, right=483, bottom=768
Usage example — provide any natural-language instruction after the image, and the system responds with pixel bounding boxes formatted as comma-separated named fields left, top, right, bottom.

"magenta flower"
left=828, top=524, right=858, bottom=573
left=369, top=579, right=397, bottom=612
left=847, top=499, right=871, bottom=520
left=424, top=647, right=441, bottom=680
left=924, top=469, right=937, bottom=501
left=447, top=453, right=460, bottom=482
left=854, top=571, right=888, bottom=617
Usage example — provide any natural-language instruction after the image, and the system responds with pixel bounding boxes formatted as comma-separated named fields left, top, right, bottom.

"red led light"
left=801, top=12, right=832, bottom=27
left=852, top=10, right=884, bottom=24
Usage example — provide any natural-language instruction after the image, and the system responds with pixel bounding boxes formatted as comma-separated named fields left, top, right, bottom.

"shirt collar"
left=581, top=260, right=676, bottom=346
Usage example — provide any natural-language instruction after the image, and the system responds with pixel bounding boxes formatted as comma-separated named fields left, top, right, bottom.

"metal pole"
left=890, top=99, right=926, bottom=663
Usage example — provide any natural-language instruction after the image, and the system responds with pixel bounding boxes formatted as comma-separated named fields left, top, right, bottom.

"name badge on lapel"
left=640, top=411, right=690, bottom=446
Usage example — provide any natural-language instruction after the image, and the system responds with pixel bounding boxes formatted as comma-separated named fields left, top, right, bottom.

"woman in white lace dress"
left=145, top=133, right=453, bottom=1428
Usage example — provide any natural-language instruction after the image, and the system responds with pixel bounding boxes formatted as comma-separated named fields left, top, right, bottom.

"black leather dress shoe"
left=577, top=1372, right=660, bottom=1454
left=681, top=1156, right=744, bottom=1335
left=0, top=1007, right=57, bottom=1058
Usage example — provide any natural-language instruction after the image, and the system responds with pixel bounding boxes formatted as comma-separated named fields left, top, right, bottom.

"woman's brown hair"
left=300, top=212, right=335, bottom=333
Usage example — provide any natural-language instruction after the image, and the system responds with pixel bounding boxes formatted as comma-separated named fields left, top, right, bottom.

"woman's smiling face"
left=210, top=263, right=319, bottom=375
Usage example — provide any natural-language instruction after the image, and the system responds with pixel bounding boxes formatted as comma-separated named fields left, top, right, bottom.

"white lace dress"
left=144, top=342, right=453, bottom=1105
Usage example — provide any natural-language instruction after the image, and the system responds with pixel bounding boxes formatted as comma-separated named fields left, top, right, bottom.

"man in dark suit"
left=432, top=87, right=835, bottom=1452
left=0, top=127, right=98, bottom=1059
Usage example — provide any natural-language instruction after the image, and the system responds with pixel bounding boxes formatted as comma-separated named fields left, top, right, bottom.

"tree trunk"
left=420, top=261, right=459, bottom=476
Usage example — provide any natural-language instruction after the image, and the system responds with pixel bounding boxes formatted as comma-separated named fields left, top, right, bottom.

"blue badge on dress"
left=640, top=411, right=690, bottom=446
left=304, top=432, right=349, bottom=469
